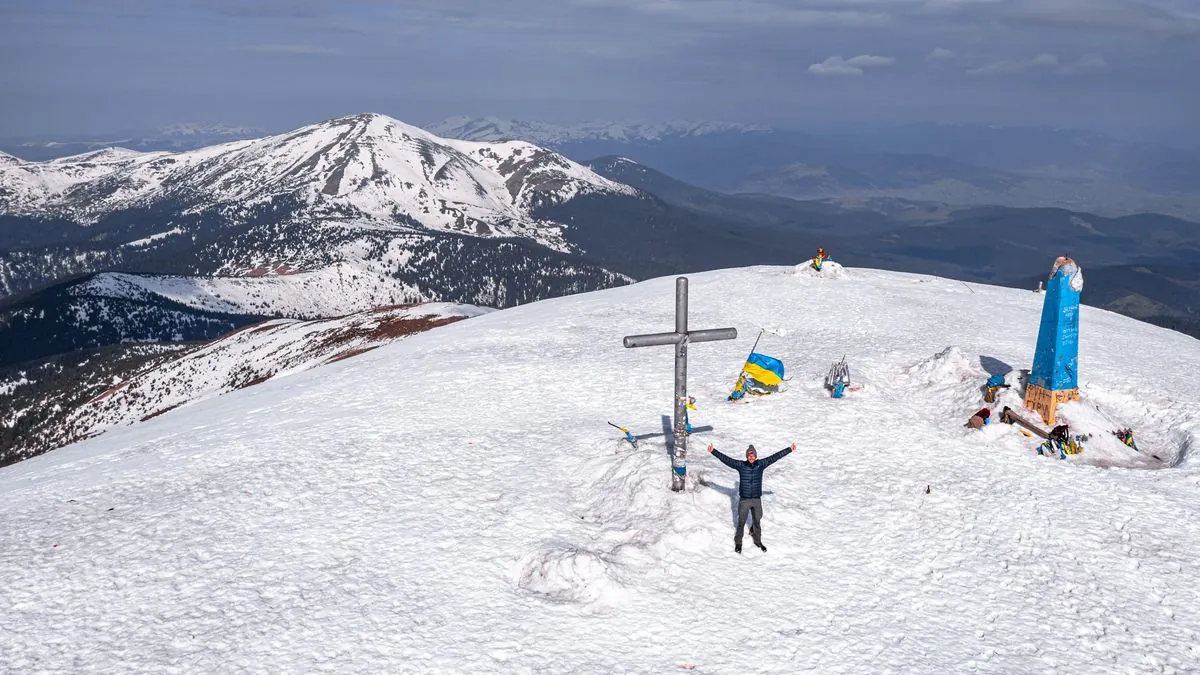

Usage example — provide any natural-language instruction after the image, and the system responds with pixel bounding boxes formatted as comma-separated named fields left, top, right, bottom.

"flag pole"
left=730, top=328, right=765, bottom=390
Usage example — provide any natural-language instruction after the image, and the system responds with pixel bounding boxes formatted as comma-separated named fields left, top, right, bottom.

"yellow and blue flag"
left=729, top=352, right=785, bottom=399
left=743, top=353, right=784, bottom=387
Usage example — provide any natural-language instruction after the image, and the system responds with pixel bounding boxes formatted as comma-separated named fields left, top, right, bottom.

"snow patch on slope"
left=121, top=227, right=184, bottom=248
left=70, top=265, right=428, bottom=318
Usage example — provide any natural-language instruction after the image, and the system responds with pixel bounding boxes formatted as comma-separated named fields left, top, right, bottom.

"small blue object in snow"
left=986, top=374, right=1006, bottom=388
left=833, top=382, right=846, bottom=398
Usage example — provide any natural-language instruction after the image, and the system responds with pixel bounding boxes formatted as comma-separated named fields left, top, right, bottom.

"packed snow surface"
left=3, top=266, right=1199, bottom=673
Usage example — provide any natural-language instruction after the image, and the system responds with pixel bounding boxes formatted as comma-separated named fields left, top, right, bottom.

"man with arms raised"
left=707, top=442, right=796, bottom=553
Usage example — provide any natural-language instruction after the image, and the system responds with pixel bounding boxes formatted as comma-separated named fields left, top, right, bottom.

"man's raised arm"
left=759, top=442, right=797, bottom=468
left=707, top=443, right=740, bottom=469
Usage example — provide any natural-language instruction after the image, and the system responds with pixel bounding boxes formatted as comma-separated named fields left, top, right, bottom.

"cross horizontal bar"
left=623, top=327, right=738, bottom=348
left=688, top=328, right=738, bottom=343
left=624, top=332, right=682, bottom=348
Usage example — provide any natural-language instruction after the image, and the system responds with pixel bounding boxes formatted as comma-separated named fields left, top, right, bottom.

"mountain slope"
left=65, top=266, right=425, bottom=318
left=0, top=275, right=262, bottom=367
left=2, top=265, right=1197, bottom=671
left=0, top=302, right=486, bottom=466
left=0, top=344, right=193, bottom=466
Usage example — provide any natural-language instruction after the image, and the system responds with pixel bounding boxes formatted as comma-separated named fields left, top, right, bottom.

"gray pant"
left=735, top=498, right=763, bottom=547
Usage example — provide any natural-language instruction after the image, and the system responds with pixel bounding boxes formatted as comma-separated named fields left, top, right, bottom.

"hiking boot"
left=734, top=544, right=742, bottom=554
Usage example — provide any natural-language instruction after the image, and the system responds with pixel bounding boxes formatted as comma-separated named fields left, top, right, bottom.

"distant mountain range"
left=425, top=117, right=772, bottom=144
left=9, top=116, right=1198, bottom=218
left=429, top=118, right=1200, bottom=221
left=0, top=124, right=264, bottom=161
left=584, top=155, right=1200, bottom=337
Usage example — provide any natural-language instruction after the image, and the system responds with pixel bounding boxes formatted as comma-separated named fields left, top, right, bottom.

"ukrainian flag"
left=742, top=353, right=784, bottom=388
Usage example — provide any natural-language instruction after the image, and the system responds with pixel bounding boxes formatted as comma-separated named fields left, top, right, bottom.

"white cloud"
left=925, top=47, right=956, bottom=62
left=808, top=54, right=895, bottom=76
left=1056, top=53, right=1109, bottom=74
left=809, top=60, right=864, bottom=76
left=845, top=54, right=896, bottom=67
left=967, top=52, right=1059, bottom=75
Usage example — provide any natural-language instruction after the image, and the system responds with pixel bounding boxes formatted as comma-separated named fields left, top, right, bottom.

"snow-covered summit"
left=0, top=113, right=637, bottom=248
left=427, top=116, right=772, bottom=144
left=3, top=265, right=1198, bottom=671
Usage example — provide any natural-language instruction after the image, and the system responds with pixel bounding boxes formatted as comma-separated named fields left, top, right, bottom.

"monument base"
left=1024, top=383, right=1079, bottom=425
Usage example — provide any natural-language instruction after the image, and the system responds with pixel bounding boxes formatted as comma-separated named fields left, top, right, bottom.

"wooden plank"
left=1002, top=409, right=1050, bottom=439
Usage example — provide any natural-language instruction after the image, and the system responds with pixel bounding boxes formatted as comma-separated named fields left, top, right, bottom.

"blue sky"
left=1, top=0, right=1197, bottom=143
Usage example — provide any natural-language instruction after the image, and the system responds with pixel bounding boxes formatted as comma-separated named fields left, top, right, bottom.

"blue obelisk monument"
left=1025, top=256, right=1084, bottom=424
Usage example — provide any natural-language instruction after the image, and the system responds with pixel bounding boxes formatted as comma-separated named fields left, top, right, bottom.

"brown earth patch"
left=141, top=402, right=184, bottom=422
left=326, top=345, right=381, bottom=363
left=88, top=380, right=130, bottom=404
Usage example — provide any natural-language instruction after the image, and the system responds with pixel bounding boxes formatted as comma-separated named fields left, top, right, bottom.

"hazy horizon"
left=3, top=0, right=1198, bottom=146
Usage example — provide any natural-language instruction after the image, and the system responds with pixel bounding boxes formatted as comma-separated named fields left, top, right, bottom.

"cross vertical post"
left=623, top=277, right=737, bottom=491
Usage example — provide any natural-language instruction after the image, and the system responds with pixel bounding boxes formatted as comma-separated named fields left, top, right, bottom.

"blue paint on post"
left=1031, top=259, right=1083, bottom=392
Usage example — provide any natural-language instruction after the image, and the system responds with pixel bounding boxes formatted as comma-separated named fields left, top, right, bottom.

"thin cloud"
left=235, top=44, right=342, bottom=55
left=572, top=0, right=891, bottom=27
left=927, top=0, right=1200, bottom=37
left=1056, top=53, right=1108, bottom=74
left=808, top=54, right=896, bottom=76
left=967, top=53, right=1059, bottom=75
left=925, top=47, right=957, bottom=62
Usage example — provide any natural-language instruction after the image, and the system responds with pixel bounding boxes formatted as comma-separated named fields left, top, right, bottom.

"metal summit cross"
left=623, top=277, right=737, bottom=491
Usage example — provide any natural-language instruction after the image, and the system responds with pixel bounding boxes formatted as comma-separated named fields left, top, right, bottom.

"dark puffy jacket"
left=712, top=447, right=792, bottom=498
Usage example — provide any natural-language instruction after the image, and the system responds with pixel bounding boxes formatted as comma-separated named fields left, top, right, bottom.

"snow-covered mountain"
left=3, top=264, right=1198, bottom=671
left=0, top=113, right=645, bottom=308
left=1, top=301, right=485, bottom=465
left=427, top=116, right=771, bottom=144
left=0, top=113, right=636, bottom=245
